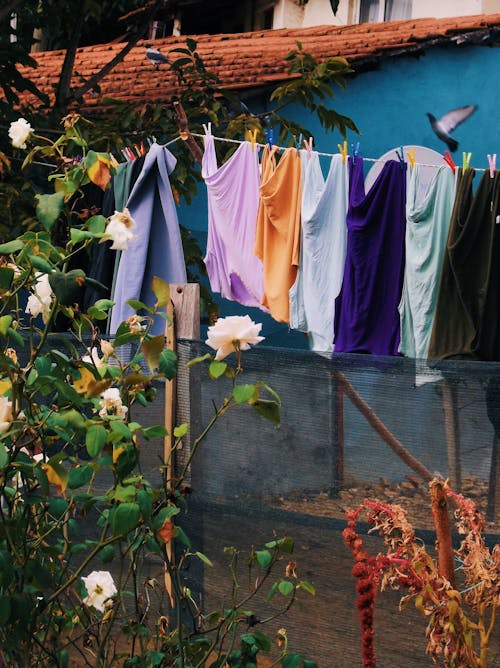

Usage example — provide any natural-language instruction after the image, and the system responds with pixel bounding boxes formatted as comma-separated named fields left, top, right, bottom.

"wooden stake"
left=430, top=478, right=455, bottom=586
left=442, top=380, right=462, bottom=491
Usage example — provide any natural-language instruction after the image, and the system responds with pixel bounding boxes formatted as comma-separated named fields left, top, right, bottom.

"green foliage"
left=0, top=121, right=317, bottom=666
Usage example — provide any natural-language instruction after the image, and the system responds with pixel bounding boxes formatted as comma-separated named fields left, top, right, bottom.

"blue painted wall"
left=177, top=43, right=500, bottom=347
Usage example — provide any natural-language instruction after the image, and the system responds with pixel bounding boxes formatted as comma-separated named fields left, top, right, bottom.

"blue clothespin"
left=293, top=133, right=303, bottom=155
left=265, top=126, right=273, bottom=150
left=351, top=142, right=360, bottom=165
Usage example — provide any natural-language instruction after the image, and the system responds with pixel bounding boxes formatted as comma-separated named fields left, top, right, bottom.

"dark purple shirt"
left=334, top=157, right=406, bottom=355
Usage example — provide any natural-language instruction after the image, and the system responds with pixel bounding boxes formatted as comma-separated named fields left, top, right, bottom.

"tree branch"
left=54, top=1, right=85, bottom=109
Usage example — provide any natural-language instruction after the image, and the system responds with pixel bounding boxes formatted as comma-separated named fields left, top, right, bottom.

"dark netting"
left=175, top=339, right=500, bottom=667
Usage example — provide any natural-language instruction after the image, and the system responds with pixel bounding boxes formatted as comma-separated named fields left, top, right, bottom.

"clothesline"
left=190, top=132, right=487, bottom=172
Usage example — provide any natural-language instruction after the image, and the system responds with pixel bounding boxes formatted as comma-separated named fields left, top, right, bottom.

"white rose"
left=82, top=571, right=117, bottom=613
left=125, top=314, right=145, bottom=334
left=9, top=118, right=33, bottom=149
left=104, top=208, right=136, bottom=251
left=205, top=315, right=264, bottom=361
left=0, top=396, right=13, bottom=434
left=25, top=273, right=54, bottom=323
left=99, top=387, right=128, bottom=420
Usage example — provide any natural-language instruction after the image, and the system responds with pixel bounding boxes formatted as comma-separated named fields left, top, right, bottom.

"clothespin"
left=126, top=146, right=136, bottom=161
left=121, top=148, right=130, bottom=162
left=487, top=153, right=496, bottom=178
left=443, top=150, right=456, bottom=174
left=351, top=141, right=360, bottom=165
left=265, top=126, right=273, bottom=150
left=134, top=144, right=142, bottom=158
left=394, top=146, right=405, bottom=164
left=109, top=152, right=119, bottom=169
left=462, top=151, right=472, bottom=171
left=246, top=128, right=258, bottom=151
left=337, top=140, right=348, bottom=165
left=139, top=141, right=146, bottom=156
left=405, top=147, right=416, bottom=169
left=303, top=136, right=313, bottom=159
left=293, top=133, right=303, bottom=156
left=202, top=122, right=212, bottom=136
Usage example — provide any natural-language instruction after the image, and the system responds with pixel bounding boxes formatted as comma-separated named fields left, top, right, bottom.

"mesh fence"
left=175, top=340, right=500, bottom=667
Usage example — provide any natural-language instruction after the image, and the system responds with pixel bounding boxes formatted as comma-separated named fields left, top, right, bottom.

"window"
left=359, top=0, right=412, bottom=23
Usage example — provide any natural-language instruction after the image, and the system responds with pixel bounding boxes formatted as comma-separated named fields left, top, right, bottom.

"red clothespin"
left=303, top=136, right=313, bottom=159
left=488, top=153, right=496, bottom=178
left=140, top=141, right=146, bottom=156
left=443, top=150, right=456, bottom=174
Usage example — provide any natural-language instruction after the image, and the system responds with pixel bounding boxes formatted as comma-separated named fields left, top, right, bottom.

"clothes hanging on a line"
left=109, top=142, right=187, bottom=335
left=334, top=157, right=407, bottom=356
left=289, top=152, right=348, bottom=353
left=202, top=131, right=264, bottom=308
left=254, top=145, right=302, bottom=324
left=399, top=164, right=456, bottom=359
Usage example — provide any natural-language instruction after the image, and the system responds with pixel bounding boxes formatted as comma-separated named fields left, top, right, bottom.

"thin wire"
left=191, top=132, right=487, bottom=171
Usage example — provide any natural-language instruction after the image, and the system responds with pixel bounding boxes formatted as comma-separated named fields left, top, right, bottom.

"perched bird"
left=426, top=105, right=477, bottom=152
left=145, top=44, right=169, bottom=70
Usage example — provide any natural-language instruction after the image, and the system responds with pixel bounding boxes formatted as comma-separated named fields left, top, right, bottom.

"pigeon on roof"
left=145, top=44, right=170, bottom=70
left=426, top=105, right=477, bottom=153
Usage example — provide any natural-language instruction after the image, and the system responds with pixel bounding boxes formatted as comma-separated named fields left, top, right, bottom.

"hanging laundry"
left=254, top=146, right=302, bottom=323
left=82, top=157, right=146, bottom=313
left=289, top=152, right=348, bottom=352
left=399, top=164, right=456, bottom=358
left=429, top=168, right=500, bottom=360
left=202, top=132, right=264, bottom=308
left=109, top=143, right=186, bottom=335
left=334, top=157, right=406, bottom=355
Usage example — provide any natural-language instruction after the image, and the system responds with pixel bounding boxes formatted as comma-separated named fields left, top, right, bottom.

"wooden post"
left=430, top=479, right=455, bottom=586
left=163, top=283, right=200, bottom=607
left=487, top=435, right=500, bottom=522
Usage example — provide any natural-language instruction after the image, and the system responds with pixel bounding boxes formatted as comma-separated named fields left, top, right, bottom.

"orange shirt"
left=254, top=146, right=302, bottom=323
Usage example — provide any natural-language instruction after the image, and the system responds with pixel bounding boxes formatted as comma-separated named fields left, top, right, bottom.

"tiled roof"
left=16, top=13, right=500, bottom=110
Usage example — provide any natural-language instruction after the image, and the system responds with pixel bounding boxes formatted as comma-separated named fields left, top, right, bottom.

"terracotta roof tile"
left=14, top=13, right=500, bottom=110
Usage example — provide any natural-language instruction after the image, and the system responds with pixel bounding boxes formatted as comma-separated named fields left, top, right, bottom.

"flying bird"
left=145, top=44, right=169, bottom=70
left=426, top=105, right=477, bottom=153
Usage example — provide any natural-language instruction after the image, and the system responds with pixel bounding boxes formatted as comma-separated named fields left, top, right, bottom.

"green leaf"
left=266, top=582, right=278, bottom=601
left=152, top=505, right=180, bottom=531
left=126, top=299, right=153, bottom=313
left=49, top=269, right=86, bottom=305
left=142, top=335, right=165, bottom=372
left=278, top=581, right=295, bottom=597
left=256, top=549, right=272, bottom=568
left=159, top=349, right=177, bottom=379
left=68, top=465, right=93, bottom=489
left=282, top=654, right=302, bottom=668
left=299, top=580, right=316, bottom=596
left=0, top=442, right=8, bottom=469
left=111, top=502, right=140, bottom=535
left=233, top=384, right=256, bottom=404
left=137, top=489, right=153, bottom=520
left=0, top=267, right=14, bottom=290
left=152, top=276, right=169, bottom=308
left=143, top=425, right=168, bottom=439
left=174, top=525, right=191, bottom=548
left=194, top=551, right=213, bottom=567
left=7, top=327, right=24, bottom=348
left=110, top=420, right=132, bottom=440
left=28, top=254, right=53, bottom=273
left=35, top=192, right=65, bottom=232
left=173, top=423, right=188, bottom=439
left=0, top=315, right=13, bottom=336
left=209, top=361, right=227, bottom=379
left=252, top=629, right=272, bottom=652
left=303, top=661, right=318, bottom=668
left=278, top=536, right=295, bottom=553
left=86, top=425, right=108, bottom=457
left=252, top=400, right=280, bottom=426
left=186, top=353, right=212, bottom=367
left=98, top=544, right=115, bottom=563
left=0, top=239, right=24, bottom=254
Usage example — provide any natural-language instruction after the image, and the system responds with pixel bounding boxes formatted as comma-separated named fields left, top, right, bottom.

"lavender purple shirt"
left=202, top=133, right=264, bottom=308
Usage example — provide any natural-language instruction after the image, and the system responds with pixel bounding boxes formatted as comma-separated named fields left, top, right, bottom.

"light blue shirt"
left=289, top=152, right=348, bottom=352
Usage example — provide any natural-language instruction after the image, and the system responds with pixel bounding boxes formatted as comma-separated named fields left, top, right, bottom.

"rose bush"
left=0, top=117, right=317, bottom=667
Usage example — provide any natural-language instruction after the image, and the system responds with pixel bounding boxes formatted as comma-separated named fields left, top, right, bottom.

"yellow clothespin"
left=337, top=140, right=348, bottom=165
left=462, top=151, right=472, bottom=171
left=109, top=152, right=119, bottom=169
left=246, top=128, right=258, bottom=151
left=405, top=147, right=416, bottom=169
